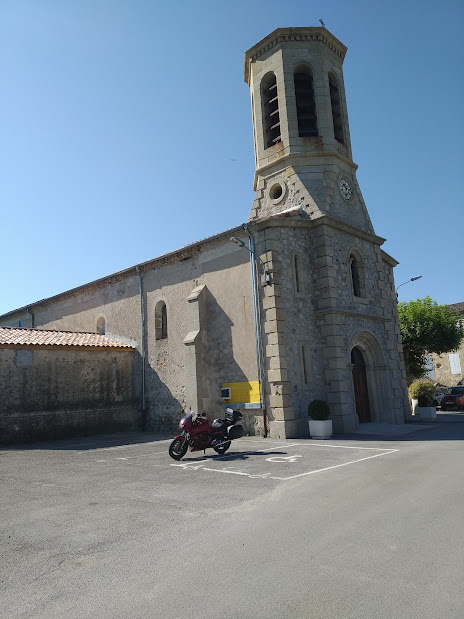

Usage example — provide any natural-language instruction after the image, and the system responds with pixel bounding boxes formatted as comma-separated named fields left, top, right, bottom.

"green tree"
left=398, top=296, right=464, bottom=384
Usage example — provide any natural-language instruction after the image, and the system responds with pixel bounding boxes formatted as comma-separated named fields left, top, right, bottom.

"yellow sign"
left=222, top=381, right=261, bottom=404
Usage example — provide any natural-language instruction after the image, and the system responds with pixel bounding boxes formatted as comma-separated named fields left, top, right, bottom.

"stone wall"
left=254, top=217, right=409, bottom=437
left=0, top=347, right=136, bottom=444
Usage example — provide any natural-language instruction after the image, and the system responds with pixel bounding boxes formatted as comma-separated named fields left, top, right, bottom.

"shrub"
left=418, top=394, right=434, bottom=407
left=408, top=381, right=435, bottom=407
left=308, top=399, right=330, bottom=420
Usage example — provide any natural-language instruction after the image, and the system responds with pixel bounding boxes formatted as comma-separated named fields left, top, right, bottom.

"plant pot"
left=418, top=406, right=437, bottom=420
left=309, top=419, right=333, bottom=440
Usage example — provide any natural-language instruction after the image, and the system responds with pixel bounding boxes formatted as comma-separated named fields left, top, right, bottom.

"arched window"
left=294, top=66, right=318, bottom=137
left=350, top=252, right=365, bottom=298
left=261, top=72, right=281, bottom=149
left=96, top=317, right=106, bottom=335
left=155, top=301, right=167, bottom=340
left=328, top=72, right=345, bottom=144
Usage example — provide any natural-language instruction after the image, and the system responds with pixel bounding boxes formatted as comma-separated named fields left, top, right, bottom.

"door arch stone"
left=349, top=331, right=393, bottom=424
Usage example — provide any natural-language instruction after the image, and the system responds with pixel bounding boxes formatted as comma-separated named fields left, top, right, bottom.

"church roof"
left=0, top=327, right=134, bottom=350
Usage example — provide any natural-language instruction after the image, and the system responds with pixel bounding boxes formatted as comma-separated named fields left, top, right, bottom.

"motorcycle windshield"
left=179, top=412, right=194, bottom=428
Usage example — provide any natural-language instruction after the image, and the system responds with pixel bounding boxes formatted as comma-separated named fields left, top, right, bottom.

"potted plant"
left=408, top=381, right=437, bottom=420
left=308, top=400, right=332, bottom=439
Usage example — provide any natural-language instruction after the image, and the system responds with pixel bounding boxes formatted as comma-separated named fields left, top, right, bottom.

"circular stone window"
left=268, top=181, right=286, bottom=204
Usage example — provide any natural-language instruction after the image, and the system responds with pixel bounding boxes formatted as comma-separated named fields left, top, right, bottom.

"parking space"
left=67, top=436, right=398, bottom=482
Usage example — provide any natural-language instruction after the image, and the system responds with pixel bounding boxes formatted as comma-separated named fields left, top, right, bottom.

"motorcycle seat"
left=211, top=418, right=226, bottom=430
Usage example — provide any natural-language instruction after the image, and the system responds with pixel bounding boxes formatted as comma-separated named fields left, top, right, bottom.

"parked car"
left=440, top=386, right=464, bottom=411
left=433, top=391, right=445, bottom=407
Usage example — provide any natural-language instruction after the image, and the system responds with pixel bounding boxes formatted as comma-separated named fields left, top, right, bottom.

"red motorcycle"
left=168, top=408, right=244, bottom=460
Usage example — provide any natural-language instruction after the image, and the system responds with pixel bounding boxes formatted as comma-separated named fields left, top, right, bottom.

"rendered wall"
left=0, top=348, right=136, bottom=444
left=0, top=235, right=260, bottom=433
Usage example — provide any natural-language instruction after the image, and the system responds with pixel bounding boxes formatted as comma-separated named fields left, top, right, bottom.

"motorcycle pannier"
left=227, top=424, right=244, bottom=440
left=225, top=409, right=243, bottom=423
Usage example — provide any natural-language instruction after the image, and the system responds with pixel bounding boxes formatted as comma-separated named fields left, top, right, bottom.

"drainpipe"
left=26, top=307, right=35, bottom=328
left=243, top=223, right=268, bottom=437
left=136, top=266, right=146, bottom=430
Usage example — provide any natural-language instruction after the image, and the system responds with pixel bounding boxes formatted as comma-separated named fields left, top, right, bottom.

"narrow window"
left=16, top=320, right=24, bottom=327
left=328, top=72, right=345, bottom=144
left=300, top=343, right=310, bottom=385
left=161, top=303, right=167, bottom=339
left=293, top=254, right=303, bottom=294
left=155, top=301, right=168, bottom=340
left=96, top=317, right=106, bottom=335
left=261, top=72, right=281, bottom=149
left=294, top=66, right=318, bottom=137
left=294, top=255, right=300, bottom=293
left=350, top=252, right=365, bottom=298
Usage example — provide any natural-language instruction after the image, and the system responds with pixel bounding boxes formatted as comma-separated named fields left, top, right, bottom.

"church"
left=0, top=27, right=410, bottom=439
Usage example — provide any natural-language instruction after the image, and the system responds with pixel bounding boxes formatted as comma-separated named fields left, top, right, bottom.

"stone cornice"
left=244, top=27, right=347, bottom=83
left=380, top=249, right=398, bottom=268
left=251, top=214, right=386, bottom=247
left=314, top=308, right=392, bottom=323
left=253, top=150, right=358, bottom=190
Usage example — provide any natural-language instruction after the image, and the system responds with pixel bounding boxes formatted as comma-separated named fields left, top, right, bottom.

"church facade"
left=0, top=27, right=410, bottom=438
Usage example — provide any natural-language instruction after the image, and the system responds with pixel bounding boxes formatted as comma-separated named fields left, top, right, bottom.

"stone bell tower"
left=244, top=27, right=374, bottom=233
left=242, top=27, right=409, bottom=438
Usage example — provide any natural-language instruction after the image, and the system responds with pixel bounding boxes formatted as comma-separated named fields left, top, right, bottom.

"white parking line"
left=271, top=449, right=398, bottom=480
left=170, top=444, right=399, bottom=481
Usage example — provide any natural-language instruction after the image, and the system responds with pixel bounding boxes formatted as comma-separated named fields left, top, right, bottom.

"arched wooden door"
left=351, top=347, right=371, bottom=423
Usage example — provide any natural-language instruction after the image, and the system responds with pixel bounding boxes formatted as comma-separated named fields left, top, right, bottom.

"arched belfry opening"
left=328, top=72, right=345, bottom=144
left=261, top=72, right=281, bottom=149
left=293, top=65, right=318, bottom=137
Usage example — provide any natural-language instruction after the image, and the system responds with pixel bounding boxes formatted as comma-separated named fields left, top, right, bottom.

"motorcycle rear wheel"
left=214, top=441, right=231, bottom=455
left=169, top=438, right=188, bottom=460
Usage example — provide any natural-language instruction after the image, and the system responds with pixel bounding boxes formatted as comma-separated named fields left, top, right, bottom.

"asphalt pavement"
left=2, top=413, right=464, bottom=618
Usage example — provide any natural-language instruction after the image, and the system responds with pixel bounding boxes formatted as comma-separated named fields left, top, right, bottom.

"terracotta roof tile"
left=0, top=327, right=134, bottom=349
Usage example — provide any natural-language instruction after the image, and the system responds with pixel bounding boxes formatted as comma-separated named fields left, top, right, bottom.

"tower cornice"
left=253, top=150, right=358, bottom=191
left=244, top=27, right=347, bottom=83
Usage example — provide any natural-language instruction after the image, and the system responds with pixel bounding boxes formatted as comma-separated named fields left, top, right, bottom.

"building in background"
left=0, top=27, right=410, bottom=440
left=431, top=302, right=464, bottom=387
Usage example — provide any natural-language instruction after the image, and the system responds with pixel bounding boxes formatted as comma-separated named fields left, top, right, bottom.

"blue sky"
left=1, top=0, right=463, bottom=316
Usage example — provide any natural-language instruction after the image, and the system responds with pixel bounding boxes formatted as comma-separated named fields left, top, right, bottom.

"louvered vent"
left=329, top=72, right=345, bottom=144
left=262, top=73, right=281, bottom=149
left=294, top=68, right=318, bottom=137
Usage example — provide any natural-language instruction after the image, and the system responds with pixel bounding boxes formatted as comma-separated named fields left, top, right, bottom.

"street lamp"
left=230, top=229, right=268, bottom=436
left=396, top=275, right=422, bottom=298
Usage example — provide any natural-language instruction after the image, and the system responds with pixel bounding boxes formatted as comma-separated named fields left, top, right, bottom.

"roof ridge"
left=1, top=326, right=100, bottom=335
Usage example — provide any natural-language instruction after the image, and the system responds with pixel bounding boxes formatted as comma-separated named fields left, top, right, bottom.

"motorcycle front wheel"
left=214, top=441, right=231, bottom=455
left=169, top=438, right=188, bottom=460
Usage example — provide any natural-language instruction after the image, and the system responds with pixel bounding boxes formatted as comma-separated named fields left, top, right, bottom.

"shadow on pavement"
left=179, top=450, right=287, bottom=463
left=0, top=431, right=172, bottom=452
left=336, top=411, right=464, bottom=443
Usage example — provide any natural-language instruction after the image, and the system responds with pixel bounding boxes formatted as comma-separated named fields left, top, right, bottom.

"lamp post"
left=396, top=275, right=422, bottom=299
left=230, top=229, right=268, bottom=436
